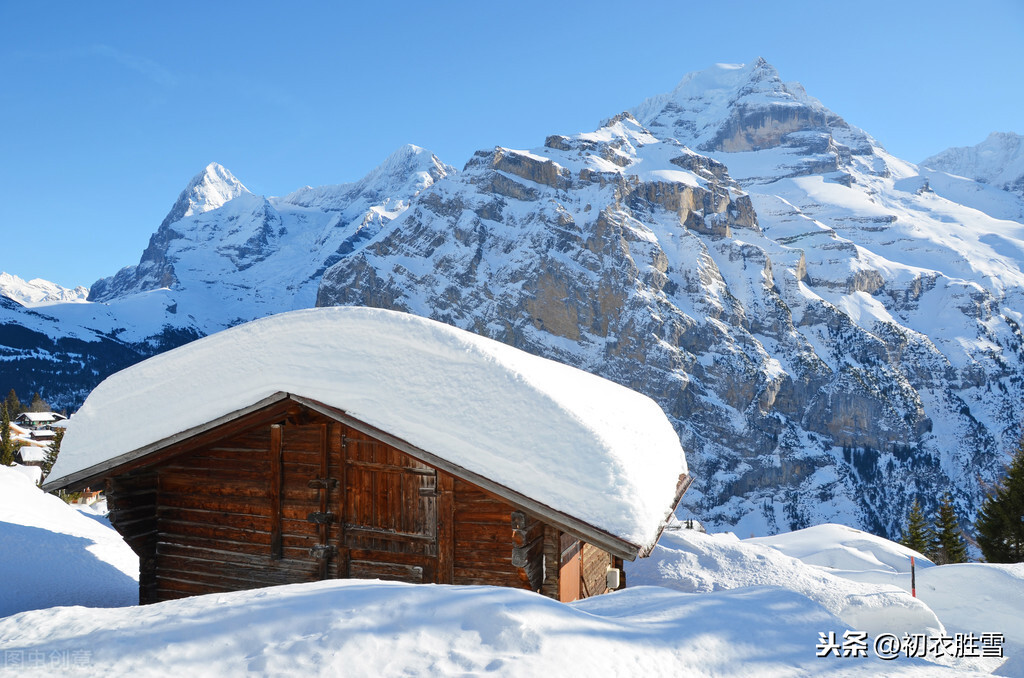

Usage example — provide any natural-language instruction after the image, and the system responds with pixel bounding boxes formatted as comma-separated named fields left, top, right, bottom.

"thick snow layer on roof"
left=48, top=307, right=687, bottom=550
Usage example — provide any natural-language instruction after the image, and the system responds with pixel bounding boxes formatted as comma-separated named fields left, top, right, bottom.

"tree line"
left=900, top=437, right=1024, bottom=564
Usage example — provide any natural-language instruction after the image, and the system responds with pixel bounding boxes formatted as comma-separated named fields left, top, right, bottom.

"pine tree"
left=899, top=498, right=933, bottom=555
left=931, top=494, right=968, bottom=564
left=28, top=392, right=50, bottom=413
left=41, top=428, right=63, bottom=479
left=4, top=389, right=21, bottom=417
left=976, top=438, right=1024, bottom=563
left=0, top=403, right=13, bottom=466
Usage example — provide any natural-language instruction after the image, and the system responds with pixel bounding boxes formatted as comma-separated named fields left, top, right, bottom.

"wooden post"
left=338, top=431, right=349, bottom=578
left=318, top=423, right=329, bottom=579
left=910, top=556, right=916, bottom=597
left=436, top=472, right=454, bottom=584
left=269, top=424, right=282, bottom=560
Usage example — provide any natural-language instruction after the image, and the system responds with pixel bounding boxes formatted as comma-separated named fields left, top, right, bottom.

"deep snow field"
left=0, top=465, right=1020, bottom=677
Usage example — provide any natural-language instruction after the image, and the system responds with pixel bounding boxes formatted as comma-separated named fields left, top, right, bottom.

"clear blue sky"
left=2, top=0, right=1022, bottom=289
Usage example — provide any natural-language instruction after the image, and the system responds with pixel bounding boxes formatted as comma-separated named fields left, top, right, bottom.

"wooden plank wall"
left=106, top=470, right=157, bottom=604
left=579, top=542, right=614, bottom=599
left=104, top=404, right=617, bottom=605
left=451, top=478, right=541, bottom=590
left=153, top=425, right=324, bottom=600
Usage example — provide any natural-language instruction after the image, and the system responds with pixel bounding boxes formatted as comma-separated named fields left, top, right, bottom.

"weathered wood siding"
left=450, top=478, right=543, bottom=591
left=104, top=403, right=618, bottom=604
left=580, top=542, right=614, bottom=598
left=106, top=470, right=157, bottom=604
left=153, top=423, right=330, bottom=600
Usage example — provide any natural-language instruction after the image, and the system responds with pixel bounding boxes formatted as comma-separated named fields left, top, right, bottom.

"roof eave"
left=42, top=391, right=691, bottom=562
left=41, top=392, right=293, bottom=492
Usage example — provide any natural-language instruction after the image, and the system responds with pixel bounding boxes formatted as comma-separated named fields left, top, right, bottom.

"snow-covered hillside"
left=1, top=472, right=1019, bottom=677
left=0, top=147, right=452, bottom=409
left=315, top=58, right=1024, bottom=539
left=923, top=132, right=1024, bottom=199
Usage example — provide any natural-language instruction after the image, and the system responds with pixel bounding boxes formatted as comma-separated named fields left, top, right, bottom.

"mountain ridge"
left=5, top=60, right=1024, bottom=539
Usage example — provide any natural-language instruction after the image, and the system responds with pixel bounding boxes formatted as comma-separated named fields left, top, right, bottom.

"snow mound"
left=627, top=527, right=943, bottom=637
left=47, top=306, right=687, bottom=551
left=0, top=578, right=978, bottom=677
left=0, top=466, right=137, bottom=617
left=746, top=523, right=935, bottom=574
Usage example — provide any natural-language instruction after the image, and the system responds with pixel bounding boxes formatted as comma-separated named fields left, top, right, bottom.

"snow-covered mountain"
left=0, top=146, right=452, bottom=409
left=89, top=146, right=454, bottom=331
left=923, top=132, right=1024, bottom=199
left=0, top=273, right=89, bottom=307
left=316, top=59, right=1024, bottom=539
left=6, top=59, right=1023, bottom=541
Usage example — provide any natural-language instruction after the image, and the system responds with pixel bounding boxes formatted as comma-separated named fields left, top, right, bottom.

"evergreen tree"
left=976, top=438, right=1024, bottom=563
left=41, top=428, right=63, bottom=480
left=899, top=498, right=933, bottom=555
left=0, top=403, right=13, bottom=466
left=931, top=494, right=968, bottom=564
left=4, top=389, right=21, bottom=417
left=28, top=392, right=50, bottom=413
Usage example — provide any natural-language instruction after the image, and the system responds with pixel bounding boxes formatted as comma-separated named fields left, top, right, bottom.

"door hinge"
left=307, top=511, right=336, bottom=525
left=307, top=477, right=339, bottom=490
left=309, top=544, right=337, bottom=560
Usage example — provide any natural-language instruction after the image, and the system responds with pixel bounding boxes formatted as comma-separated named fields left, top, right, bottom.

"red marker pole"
left=910, top=556, right=916, bottom=597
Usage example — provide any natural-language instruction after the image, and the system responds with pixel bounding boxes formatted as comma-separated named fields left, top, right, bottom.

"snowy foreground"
left=1, top=467, right=1021, bottom=677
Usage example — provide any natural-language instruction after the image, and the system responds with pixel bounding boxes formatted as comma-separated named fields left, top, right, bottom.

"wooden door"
left=558, top=533, right=582, bottom=602
left=339, top=427, right=440, bottom=583
left=270, top=422, right=338, bottom=581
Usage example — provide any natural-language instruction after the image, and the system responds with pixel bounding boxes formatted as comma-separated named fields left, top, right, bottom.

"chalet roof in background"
left=16, top=412, right=65, bottom=423
left=45, top=307, right=688, bottom=554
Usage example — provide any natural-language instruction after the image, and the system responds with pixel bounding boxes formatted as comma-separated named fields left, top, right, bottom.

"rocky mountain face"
left=88, top=146, right=454, bottom=331
left=1, top=145, right=452, bottom=408
left=316, top=59, right=1024, bottom=538
left=6, top=59, right=1024, bottom=540
left=922, top=131, right=1024, bottom=199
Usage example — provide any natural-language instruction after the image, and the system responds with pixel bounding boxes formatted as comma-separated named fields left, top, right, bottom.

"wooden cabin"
left=45, top=308, right=691, bottom=605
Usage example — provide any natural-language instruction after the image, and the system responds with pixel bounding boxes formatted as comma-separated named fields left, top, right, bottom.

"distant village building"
left=15, top=411, right=67, bottom=429
left=7, top=421, right=53, bottom=468
left=45, top=308, right=690, bottom=605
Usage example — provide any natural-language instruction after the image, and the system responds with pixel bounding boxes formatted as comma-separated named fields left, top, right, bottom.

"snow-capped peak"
left=353, top=143, right=454, bottom=196
left=0, top=272, right=89, bottom=307
left=163, top=162, right=250, bottom=225
left=922, top=131, right=1024, bottom=198
left=280, top=144, right=454, bottom=212
left=631, top=58, right=851, bottom=153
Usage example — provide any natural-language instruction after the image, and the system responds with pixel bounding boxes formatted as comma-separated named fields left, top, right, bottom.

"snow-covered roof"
left=46, top=307, right=688, bottom=554
left=16, top=412, right=64, bottom=423
left=16, top=445, right=48, bottom=463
